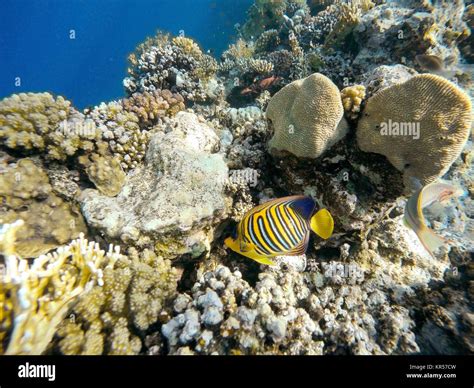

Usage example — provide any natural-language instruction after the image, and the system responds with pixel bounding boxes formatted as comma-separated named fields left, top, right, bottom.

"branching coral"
left=53, top=247, right=178, bottom=355
left=341, top=84, right=366, bottom=121
left=0, top=158, right=87, bottom=258
left=87, top=100, right=146, bottom=171
left=356, top=74, right=472, bottom=187
left=0, top=224, right=113, bottom=355
left=124, top=32, right=220, bottom=102
left=121, top=90, right=185, bottom=128
left=0, top=92, right=100, bottom=160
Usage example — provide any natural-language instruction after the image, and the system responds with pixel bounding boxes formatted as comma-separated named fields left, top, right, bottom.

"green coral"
left=0, top=92, right=100, bottom=160
left=0, top=158, right=87, bottom=258
left=53, top=247, right=178, bottom=355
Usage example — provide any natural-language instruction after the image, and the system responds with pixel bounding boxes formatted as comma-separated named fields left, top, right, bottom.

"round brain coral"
left=266, top=73, right=348, bottom=158
left=356, top=74, right=472, bottom=187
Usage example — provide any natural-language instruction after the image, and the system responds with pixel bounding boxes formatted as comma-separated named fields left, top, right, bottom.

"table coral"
left=266, top=73, right=348, bottom=158
left=0, top=224, right=113, bottom=355
left=0, top=158, right=87, bottom=258
left=356, top=74, right=472, bottom=187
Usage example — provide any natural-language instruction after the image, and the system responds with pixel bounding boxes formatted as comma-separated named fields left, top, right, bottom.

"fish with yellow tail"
left=404, top=180, right=464, bottom=258
left=225, top=195, right=334, bottom=266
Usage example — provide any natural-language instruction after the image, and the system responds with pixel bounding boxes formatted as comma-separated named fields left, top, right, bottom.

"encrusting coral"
left=0, top=92, right=100, bottom=160
left=0, top=158, right=87, bottom=258
left=356, top=74, right=472, bottom=187
left=266, top=73, right=348, bottom=158
left=53, top=247, right=178, bottom=355
left=0, top=222, right=112, bottom=355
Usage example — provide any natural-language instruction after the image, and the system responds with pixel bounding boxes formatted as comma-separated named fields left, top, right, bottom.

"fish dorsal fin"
left=287, top=196, right=316, bottom=220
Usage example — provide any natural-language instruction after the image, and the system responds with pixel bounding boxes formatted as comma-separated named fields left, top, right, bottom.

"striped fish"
left=225, top=195, right=334, bottom=265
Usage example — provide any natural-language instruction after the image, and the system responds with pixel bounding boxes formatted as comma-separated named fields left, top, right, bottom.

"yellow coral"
left=0, top=93, right=100, bottom=161
left=53, top=247, right=178, bottom=354
left=0, top=224, right=117, bottom=355
left=172, top=36, right=203, bottom=58
left=341, top=84, right=366, bottom=120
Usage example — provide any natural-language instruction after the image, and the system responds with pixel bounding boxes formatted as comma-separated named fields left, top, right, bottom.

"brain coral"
left=266, top=73, right=349, bottom=158
left=356, top=74, right=472, bottom=187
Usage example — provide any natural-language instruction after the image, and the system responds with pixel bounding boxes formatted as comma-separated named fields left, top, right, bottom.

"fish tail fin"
left=418, top=226, right=447, bottom=257
left=310, top=209, right=334, bottom=240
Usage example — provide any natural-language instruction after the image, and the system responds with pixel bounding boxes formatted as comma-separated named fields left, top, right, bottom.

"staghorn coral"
left=341, top=84, right=366, bottom=121
left=53, top=246, right=178, bottom=355
left=121, top=89, right=185, bottom=128
left=266, top=73, right=348, bottom=158
left=0, top=224, right=112, bottom=355
left=124, top=32, right=220, bottom=102
left=0, top=158, right=87, bottom=258
left=356, top=74, right=472, bottom=187
left=0, top=92, right=100, bottom=160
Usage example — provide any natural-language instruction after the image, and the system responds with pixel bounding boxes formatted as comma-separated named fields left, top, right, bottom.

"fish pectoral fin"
left=240, top=239, right=252, bottom=253
left=310, top=209, right=334, bottom=239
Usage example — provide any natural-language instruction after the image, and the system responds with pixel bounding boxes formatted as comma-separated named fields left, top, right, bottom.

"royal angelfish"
left=404, top=181, right=464, bottom=258
left=225, top=195, right=334, bottom=266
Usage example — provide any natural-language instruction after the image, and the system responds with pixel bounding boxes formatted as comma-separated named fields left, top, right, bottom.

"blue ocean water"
left=0, top=0, right=252, bottom=109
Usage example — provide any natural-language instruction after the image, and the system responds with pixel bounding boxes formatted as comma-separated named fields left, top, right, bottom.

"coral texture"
left=356, top=74, right=472, bottom=187
left=266, top=73, right=348, bottom=158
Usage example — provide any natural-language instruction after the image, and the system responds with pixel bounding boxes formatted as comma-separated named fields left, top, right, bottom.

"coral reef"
left=266, top=73, right=348, bottom=158
left=53, top=247, right=178, bottom=355
left=0, top=158, right=87, bottom=257
left=80, top=112, right=230, bottom=258
left=0, top=224, right=112, bottom=355
left=0, top=92, right=100, bottom=160
left=0, top=0, right=473, bottom=357
left=124, top=32, right=221, bottom=102
left=356, top=74, right=472, bottom=187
